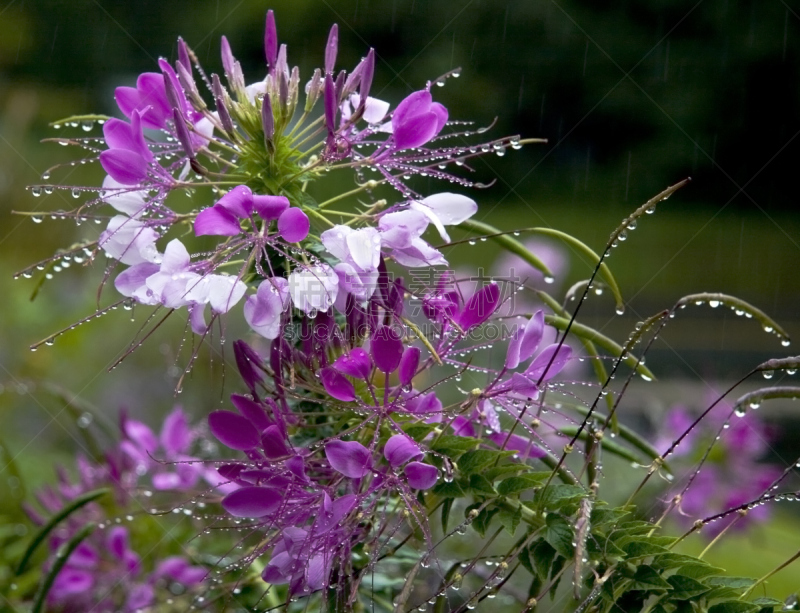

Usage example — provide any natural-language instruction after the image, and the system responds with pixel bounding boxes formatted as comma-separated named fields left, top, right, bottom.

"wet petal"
left=253, top=194, right=290, bottom=220
left=371, top=326, right=404, bottom=373
left=398, top=346, right=420, bottom=386
left=325, top=440, right=371, bottom=478
left=208, top=410, right=260, bottom=450
left=525, top=343, right=572, bottom=382
left=333, top=348, right=372, bottom=379
left=454, top=282, right=500, bottom=331
left=384, top=434, right=422, bottom=467
left=404, top=461, right=438, bottom=489
left=277, top=207, right=310, bottom=242
left=160, top=408, right=191, bottom=454
left=194, top=205, right=242, bottom=236
left=320, top=367, right=356, bottom=401
left=222, top=486, right=282, bottom=517
left=518, top=310, right=545, bottom=363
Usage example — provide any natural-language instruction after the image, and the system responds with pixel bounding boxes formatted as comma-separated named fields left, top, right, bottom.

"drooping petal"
left=253, top=195, right=289, bottom=221
left=194, top=205, right=241, bottom=236
left=101, top=175, right=147, bottom=217
left=518, top=310, right=545, bottom=363
left=345, top=227, right=381, bottom=271
left=419, top=192, right=477, bottom=225
left=320, top=367, right=356, bottom=402
left=377, top=210, right=428, bottom=249
left=208, top=410, right=260, bottom=450
left=384, top=434, right=422, bottom=467
left=389, top=238, right=447, bottom=268
left=277, top=208, right=310, bottom=243
left=404, top=461, right=438, bottom=489
left=371, top=326, right=404, bottom=373
left=392, top=90, right=432, bottom=130
left=261, top=425, right=291, bottom=460
left=99, top=149, right=148, bottom=185
left=454, top=282, right=500, bottom=331
left=160, top=408, right=191, bottom=455
left=393, top=111, right=439, bottom=150
left=525, top=343, right=572, bottom=382
left=230, top=394, right=271, bottom=431
left=215, top=185, right=254, bottom=218
left=325, top=440, right=372, bottom=478
left=244, top=280, right=286, bottom=340
left=222, top=486, right=282, bottom=517
left=505, top=324, right=524, bottom=370
left=288, top=264, right=339, bottom=314
left=333, top=348, right=372, bottom=379
left=398, top=346, right=420, bottom=386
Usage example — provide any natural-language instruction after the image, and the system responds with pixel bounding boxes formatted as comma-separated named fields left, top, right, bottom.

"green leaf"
left=622, top=539, right=670, bottom=560
left=532, top=484, right=587, bottom=511
left=629, top=565, right=672, bottom=591
left=432, top=480, right=467, bottom=498
left=483, top=464, right=531, bottom=482
left=16, top=488, right=108, bottom=574
left=469, top=474, right=496, bottom=496
left=666, top=574, right=711, bottom=600
left=431, top=435, right=478, bottom=457
left=441, top=498, right=454, bottom=533
left=707, top=603, right=760, bottom=613
left=0, top=436, right=26, bottom=501
left=458, top=449, right=514, bottom=476
left=590, top=504, right=632, bottom=528
left=32, top=523, right=95, bottom=613
left=676, top=562, right=727, bottom=580
left=751, top=597, right=783, bottom=607
left=530, top=540, right=557, bottom=580
left=545, top=514, right=574, bottom=558
left=706, top=577, right=757, bottom=590
left=403, top=423, right=438, bottom=442
left=497, top=473, right=547, bottom=496
left=470, top=505, right=499, bottom=538
left=497, top=506, right=522, bottom=535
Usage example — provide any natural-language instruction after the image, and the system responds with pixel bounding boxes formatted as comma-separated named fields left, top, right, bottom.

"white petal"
left=420, top=193, right=478, bottom=225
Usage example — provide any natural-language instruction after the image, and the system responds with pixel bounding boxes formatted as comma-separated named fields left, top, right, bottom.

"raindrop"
left=709, top=300, right=720, bottom=308
left=71, top=189, right=81, bottom=199
left=31, top=187, right=42, bottom=197
left=763, top=324, right=774, bottom=333
left=762, top=370, right=774, bottom=380
left=81, top=120, right=94, bottom=131
left=781, top=339, right=791, bottom=347
left=615, top=306, right=625, bottom=315
left=31, top=216, right=42, bottom=224
left=543, top=275, right=554, bottom=284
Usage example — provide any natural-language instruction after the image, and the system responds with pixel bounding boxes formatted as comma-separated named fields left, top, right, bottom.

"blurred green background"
left=1, top=0, right=800, bottom=594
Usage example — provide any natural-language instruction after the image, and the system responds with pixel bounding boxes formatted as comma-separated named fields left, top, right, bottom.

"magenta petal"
left=230, top=394, right=271, bottom=431
left=160, top=408, right=191, bottom=454
left=455, top=283, right=501, bottom=331
left=371, top=326, right=404, bottom=373
left=518, top=310, right=545, bottom=363
left=525, top=343, right=572, bottom=382
left=262, top=425, right=290, bottom=460
left=320, top=367, right=356, bottom=402
left=99, top=149, right=148, bottom=185
left=404, top=461, right=438, bottom=489
left=253, top=194, right=290, bottom=220
left=114, top=86, right=142, bottom=120
left=392, top=90, right=432, bottom=127
left=216, top=185, right=253, bottom=218
left=222, top=486, right=282, bottom=517
left=393, top=112, right=439, bottom=149
left=505, top=325, right=523, bottom=369
left=451, top=416, right=476, bottom=437
left=208, top=410, right=260, bottom=450
left=107, top=526, right=130, bottom=559
left=333, top=348, right=372, bottom=379
left=194, top=205, right=242, bottom=236
left=398, top=346, right=420, bottom=386
left=384, top=434, right=422, bottom=467
left=264, top=10, right=278, bottom=69
left=52, top=569, right=94, bottom=596
left=277, top=208, right=310, bottom=243
left=326, top=440, right=372, bottom=478
left=430, top=102, right=448, bottom=133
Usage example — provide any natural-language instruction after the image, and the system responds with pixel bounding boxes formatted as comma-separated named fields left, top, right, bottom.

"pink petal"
left=160, top=408, right=191, bottom=454
left=371, top=326, right=404, bottom=373
left=384, top=434, right=422, bottom=467
left=253, top=194, right=290, bottom=220
left=261, top=425, right=290, bottom=460
left=277, top=208, right=310, bottom=243
left=393, top=111, right=439, bottom=149
left=320, top=367, right=356, bottom=402
left=216, top=185, right=253, bottom=218
left=525, top=343, right=572, bottom=382
left=404, top=461, right=438, bottom=489
left=208, top=410, right=260, bottom=450
left=326, top=440, right=371, bottom=478
left=398, top=346, right=420, bottom=386
left=333, top=348, right=372, bottom=379
left=194, top=205, right=242, bottom=236
left=454, top=282, right=501, bottom=331
left=230, top=394, right=271, bottom=431
left=222, top=486, right=282, bottom=517
left=518, top=310, right=545, bottom=363
left=99, top=149, right=148, bottom=185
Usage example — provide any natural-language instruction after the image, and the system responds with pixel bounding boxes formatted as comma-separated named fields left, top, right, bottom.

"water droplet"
left=71, top=188, right=81, bottom=199
left=709, top=300, right=720, bottom=308
left=31, top=187, right=42, bottom=197
left=31, top=216, right=42, bottom=223
left=781, top=338, right=791, bottom=347
left=615, top=306, right=625, bottom=315
left=544, top=275, right=554, bottom=284
left=762, top=370, right=774, bottom=380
